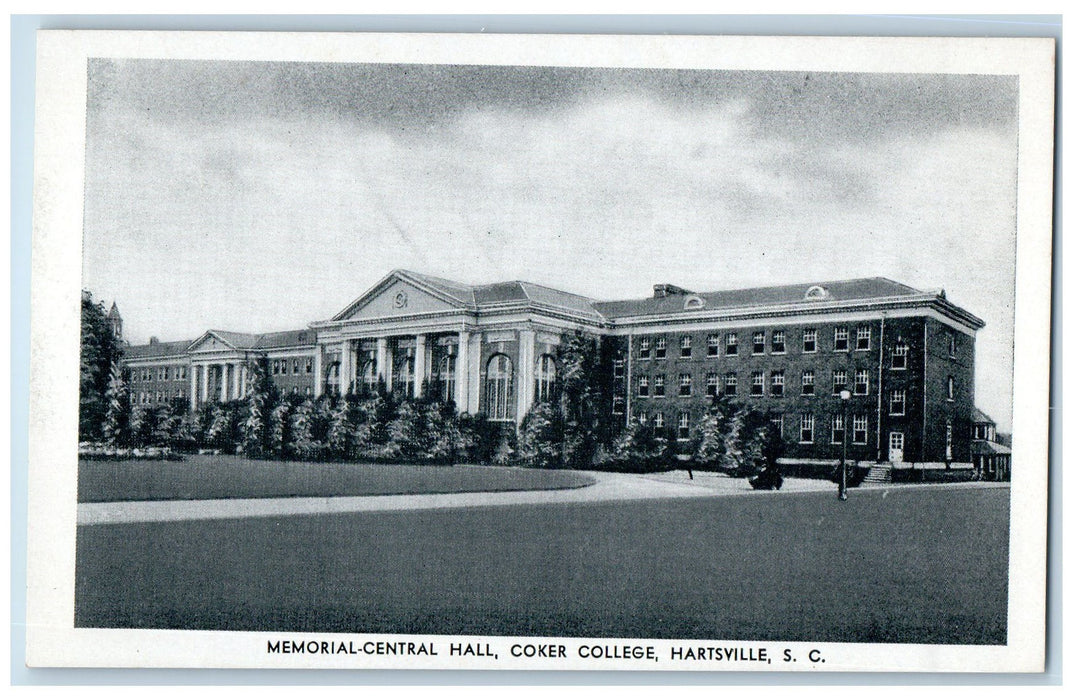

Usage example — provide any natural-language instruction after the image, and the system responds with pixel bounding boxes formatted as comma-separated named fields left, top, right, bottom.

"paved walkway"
left=76, top=470, right=1006, bottom=526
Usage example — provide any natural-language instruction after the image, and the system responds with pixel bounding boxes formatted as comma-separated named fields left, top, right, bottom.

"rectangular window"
left=946, top=422, right=953, bottom=459
left=706, top=372, right=719, bottom=397
left=800, top=413, right=815, bottom=443
left=949, top=334, right=957, bottom=357
left=653, top=374, right=665, bottom=397
left=802, top=329, right=817, bottom=353
left=834, top=326, right=849, bottom=351
left=801, top=370, right=815, bottom=396
left=306, top=358, right=314, bottom=374
left=655, top=337, right=667, bottom=359
left=638, top=376, right=650, bottom=397
left=771, top=414, right=784, bottom=438
left=637, top=412, right=648, bottom=426
left=281, top=360, right=288, bottom=375
left=831, top=414, right=845, bottom=445
left=751, top=371, right=764, bottom=396
left=680, top=336, right=692, bottom=358
left=678, top=412, right=690, bottom=440
left=854, top=369, right=869, bottom=395
left=653, top=412, right=665, bottom=429
left=890, top=389, right=906, bottom=415
left=725, top=332, right=738, bottom=356
left=679, top=373, right=693, bottom=396
left=856, top=327, right=871, bottom=351
left=833, top=370, right=848, bottom=393
left=892, top=342, right=908, bottom=369
left=162, top=368, right=169, bottom=381
left=947, top=376, right=955, bottom=401
left=771, top=330, right=786, bottom=354
left=272, top=360, right=279, bottom=375
left=724, top=373, right=737, bottom=396
left=752, top=331, right=765, bottom=355
left=612, top=397, right=625, bottom=415
left=293, top=359, right=300, bottom=374
left=639, top=337, right=651, bottom=359
left=770, top=370, right=785, bottom=396
left=706, top=334, right=719, bottom=357
left=613, top=359, right=625, bottom=379
left=853, top=415, right=868, bottom=444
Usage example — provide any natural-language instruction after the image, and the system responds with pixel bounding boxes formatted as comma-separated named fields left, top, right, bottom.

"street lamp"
left=838, top=388, right=851, bottom=501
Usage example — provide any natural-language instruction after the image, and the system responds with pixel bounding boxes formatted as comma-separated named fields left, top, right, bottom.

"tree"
left=241, top=358, right=274, bottom=458
left=516, top=401, right=565, bottom=469
left=79, top=291, right=123, bottom=441
left=287, top=399, right=318, bottom=460
left=101, top=361, right=131, bottom=448
left=326, top=396, right=353, bottom=459
left=557, top=330, right=611, bottom=469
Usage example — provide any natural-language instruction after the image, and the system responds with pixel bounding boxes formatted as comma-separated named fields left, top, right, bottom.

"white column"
left=231, top=362, right=240, bottom=400
left=456, top=331, right=470, bottom=412
left=201, top=364, right=209, bottom=403
left=467, top=332, right=482, bottom=414
left=375, top=337, right=387, bottom=389
left=313, top=347, right=324, bottom=397
left=414, top=334, right=427, bottom=397
left=189, top=364, right=197, bottom=412
left=239, top=364, right=248, bottom=398
left=517, top=329, right=536, bottom=424
left=339, top=341, right=352, bottom=396
left=219, top=363, right=229, bottom=402
left=384, top=341, right=395, bottom=392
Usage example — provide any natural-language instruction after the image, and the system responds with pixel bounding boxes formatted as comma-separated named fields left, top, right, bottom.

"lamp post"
left=838, top=389, right=851, bottom=501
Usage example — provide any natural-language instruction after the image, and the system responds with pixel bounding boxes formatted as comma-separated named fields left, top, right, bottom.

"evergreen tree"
left=269, top=401, right=292, bottom=458
left=557, top=330, right=605, bottom=468
left=79, top=291, right=123, bottom=441
left=241, top=358, right=274, bottom=458
left=288, top=400, right=317, bottom=459
left=516, top=401, right=565, bottom=469
left=326, top=396, right=353, bottom=459
left=101, top=361, right=131, bottom=448
left=151, top=402, right=179, bottom=447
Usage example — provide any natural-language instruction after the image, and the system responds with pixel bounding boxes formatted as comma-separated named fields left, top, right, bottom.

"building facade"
left=120, top=270, right=986, bottom=466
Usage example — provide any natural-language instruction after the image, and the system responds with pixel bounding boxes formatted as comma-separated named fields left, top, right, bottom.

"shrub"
left=604, top=418, right=673, bottom=472
left=287, top=399, right=321, bottom=460
left=516, top=401, right=564, bottom=469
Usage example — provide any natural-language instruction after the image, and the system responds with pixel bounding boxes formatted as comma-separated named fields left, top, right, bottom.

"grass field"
left=75, top=485, right=1009, bottom=644
left=77, top=455, right=595, bottom=502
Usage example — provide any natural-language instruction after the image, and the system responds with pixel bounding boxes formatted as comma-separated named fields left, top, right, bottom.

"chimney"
left=149, top=336, right=159, bottom=345
left=653, top=283, right=692, bottom=299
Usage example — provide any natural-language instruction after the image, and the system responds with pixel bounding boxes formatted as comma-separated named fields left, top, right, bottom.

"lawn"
left=77, top=455, right=595, bottom=502
left=75, top=485, right=1010, bottom=644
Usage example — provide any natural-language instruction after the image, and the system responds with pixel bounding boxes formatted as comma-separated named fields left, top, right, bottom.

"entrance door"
left=889, top=432, right=905, bottom=463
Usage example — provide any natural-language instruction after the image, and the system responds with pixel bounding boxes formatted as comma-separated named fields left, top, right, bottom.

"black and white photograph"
left=25, top=31, right=1054, bottom=672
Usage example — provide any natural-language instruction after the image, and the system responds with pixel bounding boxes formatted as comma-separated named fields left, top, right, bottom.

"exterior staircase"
left=862, top=463, right=893, bottom=484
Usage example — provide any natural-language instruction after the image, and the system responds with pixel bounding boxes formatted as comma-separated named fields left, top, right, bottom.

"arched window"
left=485, top=354, right=514, bottom=421
left=325, top=362, right=340, bottom=396
left=395, top=356, right=415, bottom=398
left=439, top=355, right=456, bottom=403
left=535, top=354, right=557, bottom=403
left=361, top=359, right=377, bottom=396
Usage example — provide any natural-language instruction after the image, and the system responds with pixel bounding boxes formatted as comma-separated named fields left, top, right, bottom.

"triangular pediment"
left=187, top=330, right=249, bottom=354
left=332, top=271, right=469, bottom=321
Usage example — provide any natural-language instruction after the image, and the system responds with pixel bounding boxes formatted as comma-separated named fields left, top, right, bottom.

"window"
left=831, top=414, right=845, bottom=445
left=802, top=329, right=817, bottom=353
left=306, top=358, right=314, bottom=374
left=892, top=342, right=908, bottom=370
left=772, top=330, right=786, bottom=354
left=854, top=369, right=869, bottom=395
left=832, top=370, right=848, bottom=393
left=655, top=337, right=667, bottom=359
left=679, top=373, right=692, bottom=397
left=305, top=387, right=312, bottom=396
left=485, top=354, right=514, bottom=421
left=706, top=372, right=719, bottom=397
left=853, top=415, right=868, bottom=444
left=653, top=374, right=665, bottom=397
left=947, top=376, right=955, bottom=401
left=361, top=360, right=377, bottom=395
left=439, top=355, right=457, bottom=403
left=771, top=370, right=785, bottom=396
left=946, top=421, right=953, bottom=460
left=890, top=389, right=906, bottom=416
left=326, top=362, right=340, bottom=395
left=653, top=412, right=665, bottom=429
left=680, top=336, right=692, bottom=358
left=396, top=357, right=415, bottom=398
left=800, top=413, right=815, bottom=443
left=834, top=326, right=849, bottom=351
left=751, top=371, right=764, bottom=396
left=639, top=338, right=651, bottom=359
left=178, top=366, right=187, bottom=380
left=752, top=331, right=765, bottom=355
left=948, top=334, right=957, bottom=357
left=536, top=354, right=557, bottom=402
left=272, top=360, right=279, bottom=375
left=281, top=360, right=288, bottom=375
left=771, top=414, right=784, bottom=438
left=613, top=358, right=625, bottom=379
left=801, top=370, right=815, bottom=396
left=160, top=368, right=168, bottom=381
left=293, top=359, right=300, bottom=374
left=612, top=397, right=625, bottom=415
left=856, top=327, right=871, bottom=351
left=707, top=334, right=719, bottom=357
left=678, top=412, right=690, bottom=440
left=724, top=373, right=737, bottom=395
left=638, top=376, right=650, bottom=397
left=637, top=412, right=648, bottom=425
left=725, top=333, right=738, bottom=356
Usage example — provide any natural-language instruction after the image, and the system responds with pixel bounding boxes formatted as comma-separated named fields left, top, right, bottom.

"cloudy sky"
left=81, top=59, right=1018, bottom=429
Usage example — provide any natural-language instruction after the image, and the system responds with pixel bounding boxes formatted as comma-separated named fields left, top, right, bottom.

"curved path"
left=76, top=470, right=1004, bottom=526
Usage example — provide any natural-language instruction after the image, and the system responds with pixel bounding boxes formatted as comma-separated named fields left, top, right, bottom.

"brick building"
left=120, top=270, right=985, bottom=467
